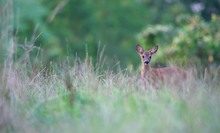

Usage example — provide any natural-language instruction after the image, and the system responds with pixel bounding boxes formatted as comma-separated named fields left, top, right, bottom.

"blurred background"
left=0, top=0, right=220, bottom=69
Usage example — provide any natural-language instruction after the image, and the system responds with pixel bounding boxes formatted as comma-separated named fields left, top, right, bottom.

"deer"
left=136, top=44, right=188, bottom=89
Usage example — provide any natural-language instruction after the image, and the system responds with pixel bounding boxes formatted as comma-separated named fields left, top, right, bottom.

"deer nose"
left=144, top=61, right=149, bottom=64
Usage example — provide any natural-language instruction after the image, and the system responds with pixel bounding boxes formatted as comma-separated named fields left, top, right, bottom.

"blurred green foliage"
left=1, top=0, right=220, bottom=68
left=172, top=15, right=220, bottom=65
left=138, top=15, right=220, bottom=68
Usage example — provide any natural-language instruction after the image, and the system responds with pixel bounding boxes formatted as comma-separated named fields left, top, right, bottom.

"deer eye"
left=149, top=56, right=151, bottom=59
left=142, top=56, right=145, bottom=58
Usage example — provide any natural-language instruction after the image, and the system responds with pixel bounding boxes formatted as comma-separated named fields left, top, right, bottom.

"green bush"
left=138, top=15, right=220, bottom=67
left=172, top=15, right=220, bottom=65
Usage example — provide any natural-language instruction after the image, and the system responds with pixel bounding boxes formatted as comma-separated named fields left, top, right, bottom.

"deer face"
left=136, top=44, right=158, bottom=65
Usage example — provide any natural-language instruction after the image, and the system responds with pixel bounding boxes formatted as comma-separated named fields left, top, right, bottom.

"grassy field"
left=0, top=59, right=220, bottom=133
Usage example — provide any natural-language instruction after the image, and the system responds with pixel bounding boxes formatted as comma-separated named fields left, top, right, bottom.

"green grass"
left=0, top=60, right=220, bottom=133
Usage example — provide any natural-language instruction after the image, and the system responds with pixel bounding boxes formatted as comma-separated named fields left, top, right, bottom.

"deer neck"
left=142, top=64, right=151, bottom=72
left=141, top=64, right=151, bottom=79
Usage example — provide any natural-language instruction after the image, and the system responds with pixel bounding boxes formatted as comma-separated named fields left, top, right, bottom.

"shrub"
left=137, top=15, right=220, bottom=68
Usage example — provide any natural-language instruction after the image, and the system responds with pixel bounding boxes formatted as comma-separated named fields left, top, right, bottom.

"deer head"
left=136, top=44, right=158, bottom=65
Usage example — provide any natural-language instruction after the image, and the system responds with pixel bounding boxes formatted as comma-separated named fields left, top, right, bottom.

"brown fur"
left=136, top=44, right=188, bottom=89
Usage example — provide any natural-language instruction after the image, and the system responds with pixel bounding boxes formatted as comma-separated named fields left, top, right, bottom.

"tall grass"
left=0, top=51, right=220, bottom=133
left=1, top=0, right=220, bottom=132
left=0, top=2, right=219, bottom=132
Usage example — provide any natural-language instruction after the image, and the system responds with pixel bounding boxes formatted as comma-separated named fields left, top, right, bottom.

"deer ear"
left=150, top=46, right=158, bottom=54
left=136, top=44, right=144, bottom=54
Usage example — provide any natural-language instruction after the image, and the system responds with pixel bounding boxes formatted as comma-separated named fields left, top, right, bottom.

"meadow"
left=1, top=56, right=220, bottom=133
left=1, top=1, right=220, bottom=133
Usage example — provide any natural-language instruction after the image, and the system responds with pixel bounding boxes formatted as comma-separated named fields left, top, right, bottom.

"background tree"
left=1, top=0, right=219, bottom=69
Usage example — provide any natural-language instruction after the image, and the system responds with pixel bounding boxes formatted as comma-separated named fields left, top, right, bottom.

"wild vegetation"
left=0, top=0, right=220, bottom=133
left=1, top=0, right=220, bottom=68
left=1, top=55, right=220, bottom=133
